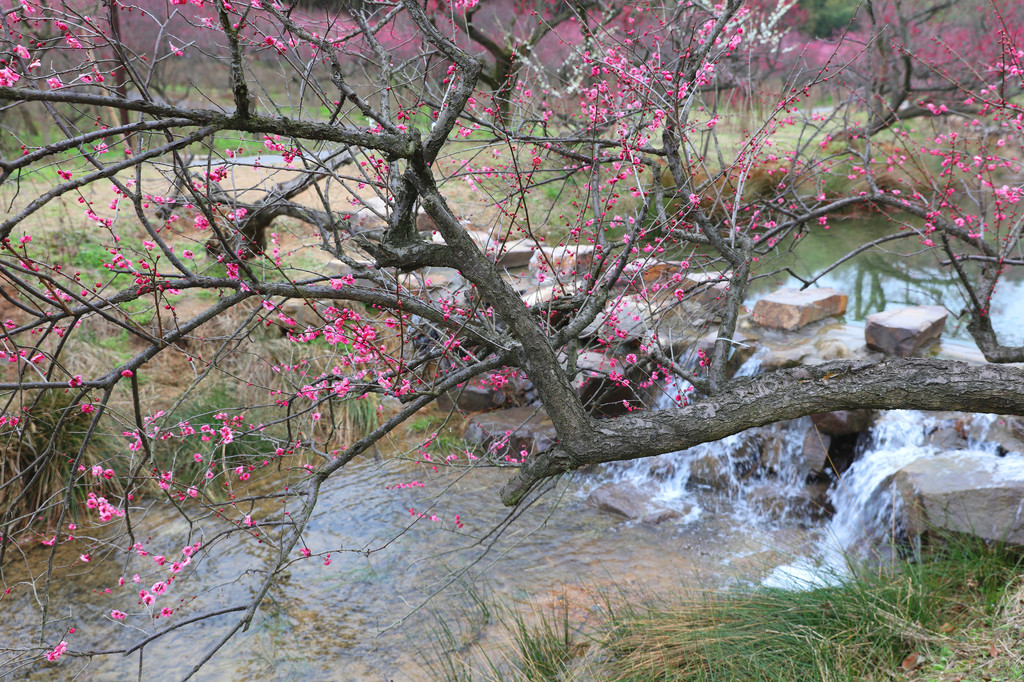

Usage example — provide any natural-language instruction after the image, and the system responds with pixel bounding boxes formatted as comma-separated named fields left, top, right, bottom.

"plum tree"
left=0, top=0, right=1022, bottom=675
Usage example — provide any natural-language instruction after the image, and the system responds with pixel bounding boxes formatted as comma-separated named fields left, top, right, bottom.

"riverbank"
left=436, top=534, right=1024, bottom=681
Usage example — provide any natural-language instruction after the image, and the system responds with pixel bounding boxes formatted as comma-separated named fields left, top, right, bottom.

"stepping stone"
left=752, top=288, right=848, bottom=331
left=865, top=305, right=947, bottom=357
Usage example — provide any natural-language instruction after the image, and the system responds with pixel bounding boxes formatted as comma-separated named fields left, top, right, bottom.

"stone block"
left=752, top=288, right=848, bottom=331
left=865, top=305, right=947, bottom=357
left=888, top=452, right=1024, bottom=544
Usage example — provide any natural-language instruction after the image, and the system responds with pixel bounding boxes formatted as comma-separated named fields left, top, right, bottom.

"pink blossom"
left=111, top=610, right=126, bottom=620
left=45, top=641, right=68, bottom=661
left=0, top=68, right=20, bottom=87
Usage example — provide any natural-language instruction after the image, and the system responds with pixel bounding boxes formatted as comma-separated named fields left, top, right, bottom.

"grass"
left=0, top=389, right=120, bottom=532
left=432, top=535, right=1024, bottom=681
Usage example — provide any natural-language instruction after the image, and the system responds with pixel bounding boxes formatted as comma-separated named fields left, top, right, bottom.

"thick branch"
left=501, top=358, right=1024, bottom=504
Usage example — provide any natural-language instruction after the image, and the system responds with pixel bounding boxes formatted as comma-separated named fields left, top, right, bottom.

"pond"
left=745, top=216, right=1024, bottom=344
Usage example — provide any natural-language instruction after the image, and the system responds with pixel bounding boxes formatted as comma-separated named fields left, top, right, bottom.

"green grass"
left=433, top=535, right=1024, bottom=681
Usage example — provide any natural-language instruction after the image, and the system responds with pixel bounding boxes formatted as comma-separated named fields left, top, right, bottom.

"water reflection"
left=748, top=219, right=1024, bottom=344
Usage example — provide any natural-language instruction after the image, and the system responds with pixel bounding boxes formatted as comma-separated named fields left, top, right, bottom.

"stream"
left=6, top=369, right=1020, bottom=681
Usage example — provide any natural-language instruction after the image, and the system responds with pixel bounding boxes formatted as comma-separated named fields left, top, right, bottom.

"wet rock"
left=641, top=508, right=683, bottom=525
left=586, top=482, right=648, bottom=519
left=463, top=407, right=557, bottom=461
left=813, top=337, right=852, bottom=361
left=801, top=426, right=832, bottom=476
left=811, top=410, right=873, bottom=436
left=924, top=425, right=968, bottom=451
left=752, top=287, right=848, bottom=331
left=647, top=458, right=677, bottom=481
left=748, top=482, right=831, bottom=521
left=693, top=329, right=758, bottom=374
left=586, top=482, right=686, bottom=523
left=688, top=454, right=734, bottom=490
left=865, top=305, right=947, bottom=357
left=887, top=452, right=1024, bottom=544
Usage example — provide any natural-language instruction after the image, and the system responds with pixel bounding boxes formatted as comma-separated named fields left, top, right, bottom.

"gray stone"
left=586, top=482, right=649, bottom=519
left=748, top=482, right=831, bottom=520
left=802, top=426, right=832, bottom=475
left=586, top=482, right=687, bottom=523
left=641, top=508, right=683, bottom=525
left=752, top=288, right=848, bottom=331
left=688, top=454, right=734, bottom=490
left=760, top=347, right=810, bottom=370
left=811, top=410, right=873, bottom=436
left=887, top=452, right=1024, bottom=544
left=529, top=244, right=597, bottom=280
left=436, top=379, right=507, bottom=413
left=463, top=407, right=557, bottom=461
left=865, top=305, right=947, bottom=357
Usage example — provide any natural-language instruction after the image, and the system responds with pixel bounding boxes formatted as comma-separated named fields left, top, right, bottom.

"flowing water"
left=6, top=351, right=1021, bottom=681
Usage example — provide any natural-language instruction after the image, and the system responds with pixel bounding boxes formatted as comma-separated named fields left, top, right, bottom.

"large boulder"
left=886, top=452, right=1024, bottom=543
left=463, top=407, right=557, bottom=461
left=752, top=288, right=848, bottom=331
left=865, top=305, right=947, bottom=357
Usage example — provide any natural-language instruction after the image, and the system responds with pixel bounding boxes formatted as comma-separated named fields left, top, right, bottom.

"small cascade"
left=591, top=344, right=1024, bottom=589
left=765, top=411, right=1019, bottom=589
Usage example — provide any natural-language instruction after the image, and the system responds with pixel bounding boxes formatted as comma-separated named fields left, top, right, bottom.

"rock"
left=684, top=272, right=731, bottom=303
left=887, top=452, right=1024, bottom=544
left=529, top=244, right=597, bottom=280
left=586, top=482, right=649, bottom=519
left=748, top=482, right=831, bottom=520
left=752, top=288, right=848, bottom=331
left=865, top=305, right=947, bottom=357
left=436, top=378, right=507, bottom=413
left=648, top=458, right=676, bottom=481
left=463, top=407, right=557, bottom=461
left=273, top=299, right=324, bottom=331
left=415, top=210, right=437, bottom=234
left=811, top=410, right=873, bottom=436
left=813, top=337, right=851, bottom=361
left=641, top=508, right=683, bottom=525
left=586, top=482, right=687, bottom=523
left=760, top=347, right=810, bottom=370
left=581, top=296, right=651, bottom=343
left=801, top=426, right=832, bottom=475
left=569, top=351, right=642, bottom=416
left=688, top=454, right=734, bottom=490
left=924, top=425, right=968, bottom=451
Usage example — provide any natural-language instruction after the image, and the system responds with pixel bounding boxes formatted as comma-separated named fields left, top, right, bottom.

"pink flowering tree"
left=0, top=0, right=1023, bottom=674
